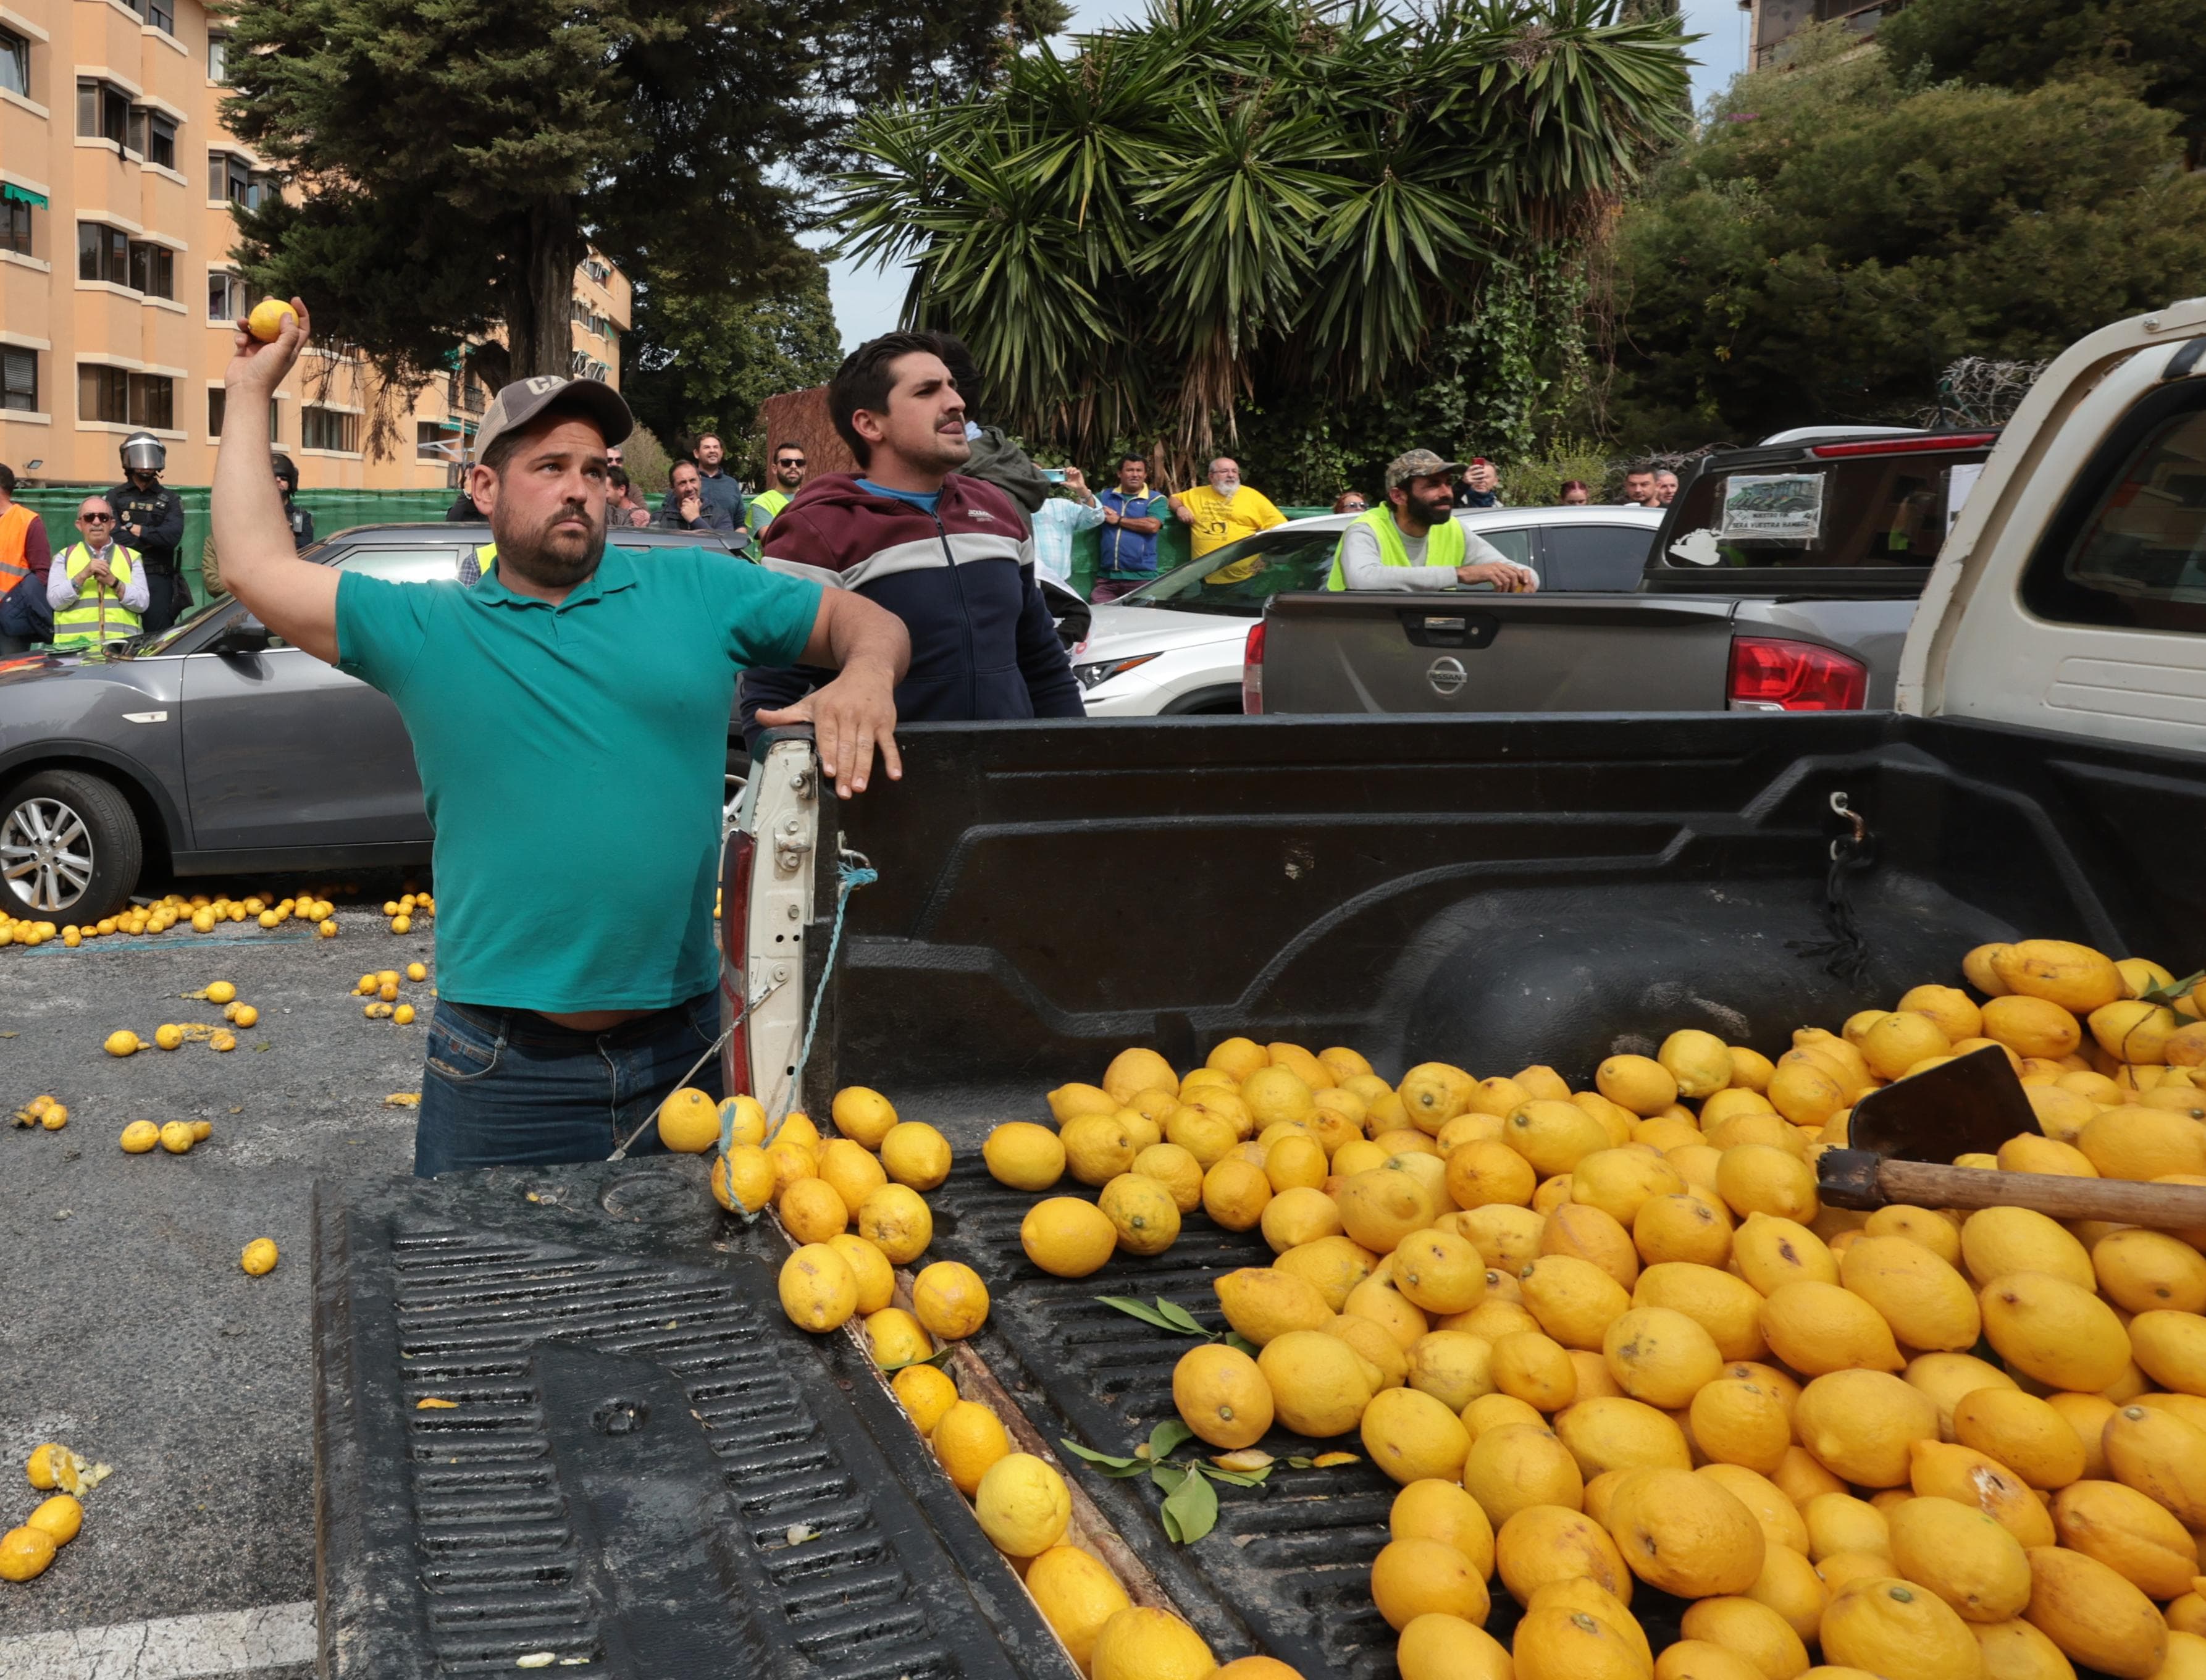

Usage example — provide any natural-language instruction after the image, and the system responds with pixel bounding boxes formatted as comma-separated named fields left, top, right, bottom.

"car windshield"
left=1119, top=529, right=1344, bottom=610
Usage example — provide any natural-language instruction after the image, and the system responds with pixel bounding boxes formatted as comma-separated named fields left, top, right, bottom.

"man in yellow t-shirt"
left=1170, top=458, right=1287, bottom=568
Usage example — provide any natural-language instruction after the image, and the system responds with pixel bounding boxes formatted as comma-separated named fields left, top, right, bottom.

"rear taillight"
left=1727, top=636, right=1868, bottom=712
left=718, top=828, right=755, bottom=1098
left=1242, top=621, right=1266, bottom=715
left=1810, top=432, right=1995, bottom=458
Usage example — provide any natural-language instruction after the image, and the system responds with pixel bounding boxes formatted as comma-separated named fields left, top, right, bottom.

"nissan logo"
left=1427, top=657, right=1467, bottom=696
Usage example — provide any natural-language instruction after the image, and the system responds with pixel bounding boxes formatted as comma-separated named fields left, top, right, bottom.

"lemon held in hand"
left=245, top=298, right=297, bottom=341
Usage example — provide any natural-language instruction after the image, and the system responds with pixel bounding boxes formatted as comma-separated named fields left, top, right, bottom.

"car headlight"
left=1073, top=653, right=1160, bottom=691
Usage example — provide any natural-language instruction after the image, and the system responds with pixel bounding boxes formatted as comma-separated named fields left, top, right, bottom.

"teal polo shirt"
left=335, top=545, right=821, bottom=1012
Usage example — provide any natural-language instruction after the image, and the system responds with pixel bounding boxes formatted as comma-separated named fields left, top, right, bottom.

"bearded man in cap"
left=1327, top=448, right=1540, bottom=593
left=210, top=303, right=912, bottom=1175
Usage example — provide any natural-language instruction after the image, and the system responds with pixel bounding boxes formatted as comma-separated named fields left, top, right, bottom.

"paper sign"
left=1946, top=462, right=1983, bottom=537
left=1719, top=474, right=1825, bottom=541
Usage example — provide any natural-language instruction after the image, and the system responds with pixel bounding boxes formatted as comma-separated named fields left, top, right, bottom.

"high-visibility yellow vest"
left=1327, top=507, right=1467, bottom=590
left=751, top=489, right=791, bottom=524
left=52, top=542, right=141, bottom=647
left=465, top=542, right=497, bottom=584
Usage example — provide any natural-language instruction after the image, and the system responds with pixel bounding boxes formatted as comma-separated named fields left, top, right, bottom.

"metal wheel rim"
left=1, top=797, right=95, bottom=914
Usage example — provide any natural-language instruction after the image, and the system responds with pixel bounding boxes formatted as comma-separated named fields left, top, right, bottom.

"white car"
left=1070, top=503, right=1666, bottom=715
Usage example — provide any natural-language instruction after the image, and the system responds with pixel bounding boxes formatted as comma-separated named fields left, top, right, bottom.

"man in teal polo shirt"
left=209, top=301, right=911, bottom=1175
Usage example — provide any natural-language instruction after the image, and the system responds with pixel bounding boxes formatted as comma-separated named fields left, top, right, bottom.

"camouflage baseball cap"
left=1385, top=448, right=1467, bottom=491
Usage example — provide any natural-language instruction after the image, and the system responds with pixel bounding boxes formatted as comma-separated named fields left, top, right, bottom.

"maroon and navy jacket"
left=739, top=471, right=1084, bottom=747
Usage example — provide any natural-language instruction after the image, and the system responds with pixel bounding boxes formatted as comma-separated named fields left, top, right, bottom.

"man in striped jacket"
left=740, top=332, right=1083, bottom=747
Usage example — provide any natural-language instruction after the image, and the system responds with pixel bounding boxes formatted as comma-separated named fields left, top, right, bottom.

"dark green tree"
left=219, top=0, right=1065, bottom=403
left=623, top=251, right=844, bottom=461
left=1878, top=0, right=2206, bottom=162
left=1601, top=32, right=2206, bottom=447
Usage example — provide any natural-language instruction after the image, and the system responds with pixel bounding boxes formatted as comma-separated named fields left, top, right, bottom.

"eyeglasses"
left=80, top=513, right=114, bottom=523
left=776, top=458, right=805, bottom=468
left=1339, top=500, right=1367, bottom=511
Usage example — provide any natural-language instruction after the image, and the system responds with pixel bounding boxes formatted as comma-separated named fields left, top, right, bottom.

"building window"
left=78, top=80, right=130, bottom=148
left=208, top=386, right=224, bottom=437
left=128, top=241, right=173, bottom=298
left=302, top=406, right=359, bottom=453
left=78, top=366, right=172, bottom=428
left=206, top=35, right=226, bottom=80
left=1, top=196, right=30, bottom=258
left=0, top=28, right=28, bottom=99
left=208, top=151, right=267, bottom=209
left=78, top=220, right=128, bottom=284
left=136, top=0, right=174, bottom=34
left=146, top=112, right=175, bottom=170
left=209, top=269, right=250, bottom=321
left=2, top=348, right=35, bottom=413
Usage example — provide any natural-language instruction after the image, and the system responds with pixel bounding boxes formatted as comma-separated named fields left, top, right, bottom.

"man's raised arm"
left=209, top=301, right=340, bottom=664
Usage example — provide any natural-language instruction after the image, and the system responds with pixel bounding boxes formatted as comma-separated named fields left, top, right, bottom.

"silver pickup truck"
left=1251, top=427, right=1997, bottom=715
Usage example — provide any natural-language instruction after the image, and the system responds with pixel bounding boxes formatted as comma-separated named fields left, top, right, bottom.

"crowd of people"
left=1, top=306, right=1709, bottom=1170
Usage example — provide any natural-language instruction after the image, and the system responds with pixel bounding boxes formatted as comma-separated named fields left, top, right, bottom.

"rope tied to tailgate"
left=789, top=854, right=878, bottom=1107
left=1790, top=790, right=1877, bottom=982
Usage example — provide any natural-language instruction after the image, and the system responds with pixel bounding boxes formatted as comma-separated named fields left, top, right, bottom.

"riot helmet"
left=120, top=433, right=166, bottom=475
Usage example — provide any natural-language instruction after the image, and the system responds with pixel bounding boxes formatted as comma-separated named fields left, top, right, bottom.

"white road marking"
left=0, top=1600, right=314, bottom=1679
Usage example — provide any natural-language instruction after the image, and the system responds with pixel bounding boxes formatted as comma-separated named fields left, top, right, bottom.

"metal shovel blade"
left=1844, top=1043, right=2041, bottom=1163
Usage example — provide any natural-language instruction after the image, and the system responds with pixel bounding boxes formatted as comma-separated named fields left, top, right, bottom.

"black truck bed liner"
left=312, top=1158, right=1072, bottom=1680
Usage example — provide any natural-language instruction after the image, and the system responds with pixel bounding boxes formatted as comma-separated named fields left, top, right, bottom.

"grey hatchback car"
left=0, top=522, right=745, bottom=923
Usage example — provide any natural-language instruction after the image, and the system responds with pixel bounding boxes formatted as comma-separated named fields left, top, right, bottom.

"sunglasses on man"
left=80, top=512, right=115, bottom=523
left=776, top=456, right=806, bottom=468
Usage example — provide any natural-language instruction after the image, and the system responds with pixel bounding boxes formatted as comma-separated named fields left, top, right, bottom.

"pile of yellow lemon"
left=967, top=938, right=2206, bottom=1680
left=11, top=1093, right=67, bottom=1130
left=382, top=891, right=433, bottom=935
left=1, top=1443, right=107, bottom=1584
left=355, top=964, right=429, bottom=1023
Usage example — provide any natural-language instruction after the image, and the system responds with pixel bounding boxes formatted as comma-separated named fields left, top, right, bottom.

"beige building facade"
left=0, top=0, right=629, bottom=489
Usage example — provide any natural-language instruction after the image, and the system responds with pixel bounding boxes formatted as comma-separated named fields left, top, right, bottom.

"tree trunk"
left=505, top=196, right=584, bottom=379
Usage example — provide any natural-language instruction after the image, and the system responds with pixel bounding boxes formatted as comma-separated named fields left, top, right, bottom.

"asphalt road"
left=0, top=888, right=440, bottom=1670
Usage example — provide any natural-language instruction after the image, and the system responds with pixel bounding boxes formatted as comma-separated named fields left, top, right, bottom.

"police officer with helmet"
left=272, top=455, right=316, bottom=550
left=107, top=432, right=186, bottom=634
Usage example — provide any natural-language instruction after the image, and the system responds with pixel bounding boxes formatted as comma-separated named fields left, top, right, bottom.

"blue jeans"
left=414, top=994, right=724, bottom=1177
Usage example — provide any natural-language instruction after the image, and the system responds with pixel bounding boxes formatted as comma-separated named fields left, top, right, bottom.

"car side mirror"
left=212, top=617, right=272, bottom=655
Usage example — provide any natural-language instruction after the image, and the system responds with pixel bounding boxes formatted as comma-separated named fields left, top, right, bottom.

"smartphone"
left=1042, top=469, right=1067, bottom=484
left=1472, top=457, right=1489, bottom=468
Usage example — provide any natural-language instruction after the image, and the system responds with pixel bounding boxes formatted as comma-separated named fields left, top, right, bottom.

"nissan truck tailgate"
left=1259, top=592, right=1739, bottom=714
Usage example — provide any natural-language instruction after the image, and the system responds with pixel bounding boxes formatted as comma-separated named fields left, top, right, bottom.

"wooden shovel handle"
left=1876, top=1159, right=2206, bottom=1226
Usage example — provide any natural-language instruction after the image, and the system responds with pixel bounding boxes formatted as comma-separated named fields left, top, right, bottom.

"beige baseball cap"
left=474, top=374, right=633, bottom=462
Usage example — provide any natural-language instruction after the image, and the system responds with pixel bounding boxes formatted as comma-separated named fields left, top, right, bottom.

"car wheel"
left=0, top=770, right=144, bottom=923
left=1160, top=685, right=1247, bottom=716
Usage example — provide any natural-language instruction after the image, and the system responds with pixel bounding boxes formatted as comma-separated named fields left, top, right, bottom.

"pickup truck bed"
left=313, top=708, right=2202, bottom=1676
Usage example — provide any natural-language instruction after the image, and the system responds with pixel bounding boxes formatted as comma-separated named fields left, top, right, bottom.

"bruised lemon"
left=712, top=1144, right=776, bottom=1213
left=892, top=1363, right=960, bottom=1435
left=119, top=1120, right=160, bottom=1154
left=853, top=1183, right=931, bottom=1264
left=1099, top=1171, right=1181, bottom=1256
left=778, top=1242, right=858, bottom=1332
left=912, top=1260, right=990, bottom=1340
left=240, top=1238, right=279, bottom=1275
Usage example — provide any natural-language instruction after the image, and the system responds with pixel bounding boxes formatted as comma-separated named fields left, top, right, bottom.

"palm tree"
left=837, top=0, right=1691, bottom=474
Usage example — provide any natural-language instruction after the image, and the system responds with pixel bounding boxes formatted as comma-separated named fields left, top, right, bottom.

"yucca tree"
left=838, top=0, right=1691, bottom=472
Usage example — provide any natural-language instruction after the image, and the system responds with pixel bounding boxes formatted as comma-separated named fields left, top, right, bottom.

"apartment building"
left=1743, top=0, right=1914, bottom=69
left=0, top=0, right=630, bottom=489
